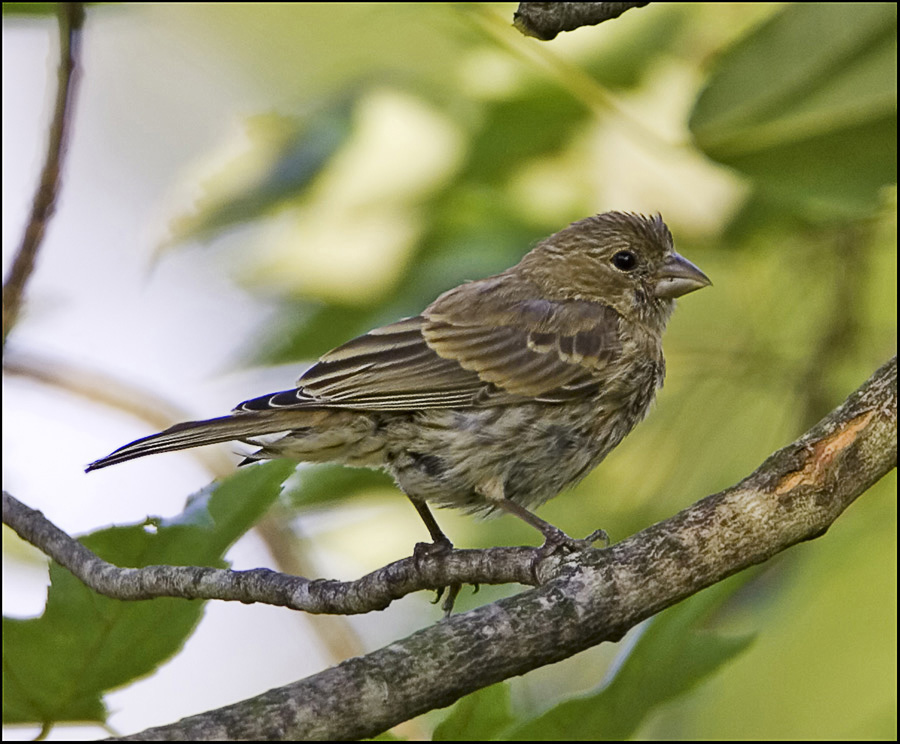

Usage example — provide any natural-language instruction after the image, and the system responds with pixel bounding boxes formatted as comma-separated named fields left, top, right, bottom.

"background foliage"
left=2, top=3, right=896, bottom=740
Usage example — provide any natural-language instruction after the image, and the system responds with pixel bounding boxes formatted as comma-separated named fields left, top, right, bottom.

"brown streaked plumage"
left=87, top=212, right=710, bottom=551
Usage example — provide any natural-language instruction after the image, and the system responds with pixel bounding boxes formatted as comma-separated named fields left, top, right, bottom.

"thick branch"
left=2, top=3, right=84, bottom=347
left=6, top=356, right=892, bottom=740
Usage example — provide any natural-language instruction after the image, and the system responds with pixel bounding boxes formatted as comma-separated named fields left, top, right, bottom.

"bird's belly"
left=384, top=399, right=643, bottom=514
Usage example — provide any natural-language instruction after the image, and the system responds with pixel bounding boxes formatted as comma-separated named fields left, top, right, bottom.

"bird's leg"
left=410, top=499, right=453, bottom=554
left=408, top=498, right=460, bottom=614
left=479, top=476, right=609, bottom=556
left=495, top=496, right=609, bottom=551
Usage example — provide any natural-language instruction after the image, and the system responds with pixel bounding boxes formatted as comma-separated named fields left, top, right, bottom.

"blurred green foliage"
left=165, top=103, right=358, bottom=247
left=690, top=3, right=896, bottom=218
left=4, top=2, right=896, bottom=740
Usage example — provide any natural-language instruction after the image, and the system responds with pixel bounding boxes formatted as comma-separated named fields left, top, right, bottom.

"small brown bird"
left=87, top=212, right=709, bottom=552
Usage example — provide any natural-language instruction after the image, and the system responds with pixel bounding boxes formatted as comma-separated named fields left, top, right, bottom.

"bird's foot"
left=530, top=527, right=609, bottom=583
left=540, top=526, right=609, bottom=554
left=413, top=535, right=454, bottom=569
left=411, top=537, right=463, bottom=614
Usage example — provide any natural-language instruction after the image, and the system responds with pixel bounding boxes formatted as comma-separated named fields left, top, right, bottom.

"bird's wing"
left=423, top=295, right=622, bottom=400
left=237, top=316, right=486, bottom=412
left=237, top=301, right=622, bottom=413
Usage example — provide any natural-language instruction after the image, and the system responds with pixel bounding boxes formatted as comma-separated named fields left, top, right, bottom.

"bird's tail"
left=85, top=412, right=312, bottom=472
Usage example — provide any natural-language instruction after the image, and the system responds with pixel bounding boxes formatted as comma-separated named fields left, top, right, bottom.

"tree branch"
left=2, top=489, right=538, bottom=612
left=4, top=356, right=895, bottom=739
left=513, top=2, right=649, bottom=41
left=2, top=3, right=84, bottom=347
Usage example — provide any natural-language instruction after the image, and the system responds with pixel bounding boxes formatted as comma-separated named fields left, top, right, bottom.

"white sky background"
left=2, top=9, right=439, bottom=739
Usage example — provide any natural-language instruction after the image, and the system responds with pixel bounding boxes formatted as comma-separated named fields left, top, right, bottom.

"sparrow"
left=87, top=212, right=710, bottom=552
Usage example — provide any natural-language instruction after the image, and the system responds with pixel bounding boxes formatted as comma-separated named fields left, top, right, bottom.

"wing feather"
left=422, top=298, right=621, bottom=397
left=237, top=296, right=623, bottom=413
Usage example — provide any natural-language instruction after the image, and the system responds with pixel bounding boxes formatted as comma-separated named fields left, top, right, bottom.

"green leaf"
left=433, top=683, right=514, bottom=741
left=690, top=3, right=897, bottom=217
left=2, top=460, right=294, bottom=727
left=505, top=576, right=756, bottom=741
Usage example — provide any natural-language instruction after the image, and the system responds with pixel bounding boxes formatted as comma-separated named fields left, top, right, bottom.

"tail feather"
left=85, top=412, right=306, bottom=472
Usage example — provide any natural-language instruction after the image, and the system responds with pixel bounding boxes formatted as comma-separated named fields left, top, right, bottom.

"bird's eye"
left=612, top=251, right=638, bottom=271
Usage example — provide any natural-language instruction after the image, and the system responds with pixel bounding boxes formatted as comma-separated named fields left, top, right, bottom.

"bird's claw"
left=438, top=583, right=462, bottom=616
left=411, top=538, right=462, bottom=613
left=530, top=527, right=610, bottom=582
left=413, top=536, right=454, bottom=570
left=541, top=526, right=609, bottom=554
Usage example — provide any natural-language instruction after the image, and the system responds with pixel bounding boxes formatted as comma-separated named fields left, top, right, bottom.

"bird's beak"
left=654, top=253, right=711, bottom=299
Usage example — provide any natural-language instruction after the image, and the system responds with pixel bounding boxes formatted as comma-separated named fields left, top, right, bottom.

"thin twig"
left=2, top=3, right=85, bottom=347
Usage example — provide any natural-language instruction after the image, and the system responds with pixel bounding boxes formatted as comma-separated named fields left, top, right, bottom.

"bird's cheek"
left=631, top=286, right=649, bottom=309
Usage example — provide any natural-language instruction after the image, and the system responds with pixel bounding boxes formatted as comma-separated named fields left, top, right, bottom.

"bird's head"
left=514, top=212, right=711, bottom=328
